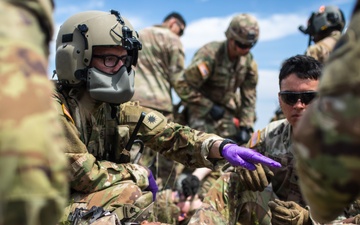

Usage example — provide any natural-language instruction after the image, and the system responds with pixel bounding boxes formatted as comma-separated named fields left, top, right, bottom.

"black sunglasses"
left=234, top=40, right=254, bottom=49
left=279, top=91, right=317, bottom=106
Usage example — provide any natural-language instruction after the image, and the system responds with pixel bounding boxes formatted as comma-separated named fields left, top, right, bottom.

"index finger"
left=246, top=151, right=281, bottom=168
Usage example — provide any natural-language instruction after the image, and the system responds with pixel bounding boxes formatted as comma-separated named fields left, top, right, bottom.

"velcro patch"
left=249, top=130, right=260, bottom=148
left=143, top=111, right=164, bottom=130
left=62, top=104, right=74, bottom=124
left=197, top=62, right=209, bottom=78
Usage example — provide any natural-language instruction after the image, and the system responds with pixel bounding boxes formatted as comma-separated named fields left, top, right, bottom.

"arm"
left=120, top=102, right=281, bottom=170
left=173, top=45, right=215, bottom=118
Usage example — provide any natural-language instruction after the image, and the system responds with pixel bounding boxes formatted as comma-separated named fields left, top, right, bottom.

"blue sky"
left=52, top=0, right=355, bottom=131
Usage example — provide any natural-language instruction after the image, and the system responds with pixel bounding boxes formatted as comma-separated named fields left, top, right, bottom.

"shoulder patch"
left=62, top=103, right=75, bottom=124
left=197, top=62, right=209, bottom=78
left=143, top=111, right=164, bottom=130
left=249, top=130, right=260, bottom=148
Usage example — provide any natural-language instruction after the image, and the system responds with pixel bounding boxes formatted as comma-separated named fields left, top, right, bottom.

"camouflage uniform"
left=293, top=1, right=360, bottom=223
left=176, top=40, right=258, bottom=138
left=53, top=87, right=224, bottom=224
left=0, top=1, right=68, bottom=225
left=305, top=30, right=342, bottom=63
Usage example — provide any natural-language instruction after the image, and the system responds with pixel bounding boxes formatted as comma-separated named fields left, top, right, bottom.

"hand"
left=268, top=199, right=311, bottom=225
left=144, top=170, right=158, bottom=201
left=235, top=126, right=253, bottom=145
left=209, top=104, right=225, bottom=120
left=181, top=175, right=200, bottom=198
left=237, top=163, right=273, bottom=192
left=221, top=143, right=281, bottom=170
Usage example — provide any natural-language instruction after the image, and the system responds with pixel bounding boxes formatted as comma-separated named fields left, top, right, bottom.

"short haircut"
left=279, top=55, right=323, bottom=88
left=163, top=12, right=186, bottom=27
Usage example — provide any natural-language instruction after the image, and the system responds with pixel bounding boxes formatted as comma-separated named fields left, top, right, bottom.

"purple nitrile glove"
left=222, top=144, right=281, bottom=170
left=144, top=170, right=158, bottom=201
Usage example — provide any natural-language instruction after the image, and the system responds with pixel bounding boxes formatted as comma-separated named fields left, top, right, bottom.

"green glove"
left=237, top=163, right=272, bottom=192
left=268, top=199, right=311, bottom=225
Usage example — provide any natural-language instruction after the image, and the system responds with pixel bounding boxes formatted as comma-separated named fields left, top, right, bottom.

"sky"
left=51, top=0, right=355, bottom=131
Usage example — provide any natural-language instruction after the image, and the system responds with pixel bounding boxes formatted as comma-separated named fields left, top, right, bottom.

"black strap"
left=218, top=139, right=236, bottom=157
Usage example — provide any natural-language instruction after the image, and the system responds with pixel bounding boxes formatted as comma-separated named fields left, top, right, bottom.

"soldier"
left=52, top=10, right=281, bottom=225
left=132, top=11, right=185, bottom=122
left=299, top=5, right=346, bottom=63
left=189, top=55, right=323, bottom=225
left=173, top=14, right=260, bottom=215
left=293, top=0, right=360, bottom=223
left=0, top=1, right=68, bottom=225
left=175, top=13, right=259, bottom=146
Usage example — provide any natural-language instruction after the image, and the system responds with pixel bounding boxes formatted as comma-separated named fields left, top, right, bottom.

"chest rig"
left=56, top=87, right=144, bottom=164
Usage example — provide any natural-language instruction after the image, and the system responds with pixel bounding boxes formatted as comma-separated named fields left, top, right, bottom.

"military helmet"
left=55, top=10, right=142, bottom=85
left=225, top=14, right=259, bottom=47
left=300, top=5, right=345, bottom=36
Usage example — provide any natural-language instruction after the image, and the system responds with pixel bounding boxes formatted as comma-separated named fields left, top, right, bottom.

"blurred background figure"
left=299, top=5, right=346, bottom=63
left=132, top=12, right=186, bottom=122
left=175, top=13, right=260, bottom=146
left=0, top=1, right=68, bottom=225
left=173, top=13, right=260, bottom=222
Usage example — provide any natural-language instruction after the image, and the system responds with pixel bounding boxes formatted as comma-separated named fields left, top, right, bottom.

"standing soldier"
left=0, top=1, right=68, bottom=225
left=174, top=14, right=259, bottom=214
left=293, top=0, right=360, bottom=223
left=132, top=12, right=186, bottom=122
left=299, top=5, right=346, bottom=63
left=52, top=10, right=280, bottom=225
left=176, top=13, right=259, bottom=146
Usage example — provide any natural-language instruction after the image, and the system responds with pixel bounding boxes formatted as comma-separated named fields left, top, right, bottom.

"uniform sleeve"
left=293, top=98, right=360, bottom=223
left=305, top=44, right=328, bottom=63
left=174, top=46, right=215, bottom=118
left=239, top=57, right=258, bottom=128
left=119, top=102, right=224, bottom=169
left=55, top=101, right=149, bottom=193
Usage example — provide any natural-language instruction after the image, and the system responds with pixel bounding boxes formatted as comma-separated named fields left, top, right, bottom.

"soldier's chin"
left=290, top=117, right=300, bottom=127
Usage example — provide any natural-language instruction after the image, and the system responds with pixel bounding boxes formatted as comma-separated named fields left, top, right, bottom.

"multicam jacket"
left=248, top=119, right=307, bottom=206
left=176, top=40, right=258, bottom=137
left=54, top=87, right=224, bottom=193
left=0, top=1, right=68, bottom=225
left=132, top=25, right=185, bottom=116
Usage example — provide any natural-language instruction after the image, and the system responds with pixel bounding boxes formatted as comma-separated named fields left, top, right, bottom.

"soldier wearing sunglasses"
left=188, top=55, right=324, bottom=225
left=250, top=55, right=322, bottom=224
